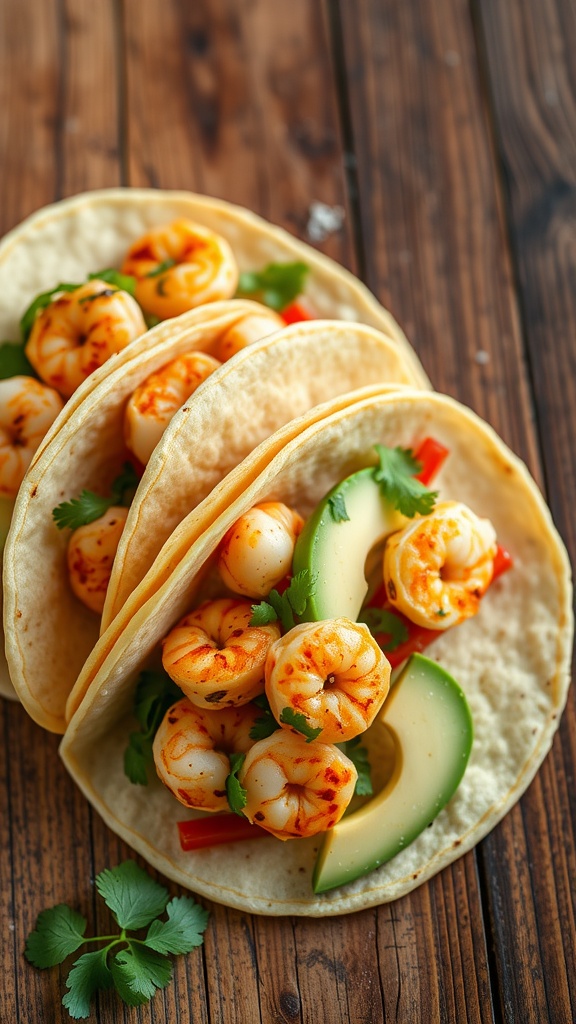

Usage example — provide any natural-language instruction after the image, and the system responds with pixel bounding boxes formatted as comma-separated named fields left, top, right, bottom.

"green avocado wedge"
left=291, top=466, right=406, bottom=622
left=312, top=654, right=473, bottom=894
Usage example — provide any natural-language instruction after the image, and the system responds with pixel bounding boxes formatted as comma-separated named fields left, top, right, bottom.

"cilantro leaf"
left=226, top=752, right=247, bottom=815
left=110, top=943, right=171, bottom=1005
left=145, top=258, right=177, bottom=278
left=109, top=461, right=140, bottom=506
left=145, top=896, right=209, bottom=955
left=0, top=340, right=38, bottom=380
left=52, top=490, right=112, bottom=530
left=249, top=601, right=278, bottom=626
left=52, top=462, right=139, bottom=531
left=284, top=569, right=317, bottom=617
left=124, top=732, right=153, bottom=787
left=373, top=445, right=437, bottom=517
left=124, top=670, right=182, bottom=785
left=89, top=269, right=136, bottom=296
left=95, top=861, right=168, bottom=931
left=338, top=737, right=373, bottom=797
left=249, top=693, right=280, bottom=740
left=357, top=607, right=409, bottom=652
left=236, top=261, right=309, bottom=312
left=279, top=707, right=322, bottom=742
left=25, top=860, right=210, bottom=1018
left=62, top=948, right=113, bottom=1020
left=268, top=588, right=295, bottom=631
left=25, top=904, right=87, bottom=968
left=327, top=492, right=350, bottom=523
left=250, top=570, right=317, bottom=631
left=20, top=282, right=80, bottom=341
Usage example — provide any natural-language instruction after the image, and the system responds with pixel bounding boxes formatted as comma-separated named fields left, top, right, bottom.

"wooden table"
left=1, top=1, right=574, bottom=1021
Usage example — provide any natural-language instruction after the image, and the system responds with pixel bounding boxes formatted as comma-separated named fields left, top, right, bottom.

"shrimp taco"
left=0, top=186, right=427, bottom=701
left=4, top=315, right=429, bottom=733
left=58, top=387, right=572, bottom=916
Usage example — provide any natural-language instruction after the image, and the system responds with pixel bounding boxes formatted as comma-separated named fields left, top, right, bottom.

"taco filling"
left=58, top=387, right=571, bottom=916
left=127, top=437, right=509, bottom=893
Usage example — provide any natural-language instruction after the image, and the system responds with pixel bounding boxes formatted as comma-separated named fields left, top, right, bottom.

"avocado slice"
left=312, top=654, right=473, bottom=894
left=292, top=467, right=405, bottom=621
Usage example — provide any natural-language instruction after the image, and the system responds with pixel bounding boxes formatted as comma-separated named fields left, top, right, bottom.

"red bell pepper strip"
left=280, top=300, right=315, bottom=325
left=178, top=814, right=267, bottom=851
left=413, top=437, right=449, bottom=484
left=365, top=544, right=513, bottom=668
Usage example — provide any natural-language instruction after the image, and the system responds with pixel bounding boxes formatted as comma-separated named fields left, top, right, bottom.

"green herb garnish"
left=20, top=283, right=81, bottom=342
left=124, top=670, right=183, bottom=785
left=0, top=341, right=37, bottom=380
left=226, top=753, right=248, bottom=815
left=89, top=269, right=137, bottom=295
left=236, top=261, right=309, bottom=312
left=327, top=492, right=350, bottom=522
left=373, top=445, right=437, bottom=517
left=279, top=707, right=322, bottom=742
left=250, top=569, right=317, bottom=632
left=357, top=607, right=409, bottom=652
left=337, top=737, right=373, bottom=796
left=145, top=259, right=177, bottom=279
left=25, top=861, right=209, bottom=1019
left=249, top=693, right=281, bottom=740
left=53, top=462, right=140, bottom=531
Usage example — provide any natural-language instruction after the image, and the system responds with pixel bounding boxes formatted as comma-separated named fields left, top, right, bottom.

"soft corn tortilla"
left=60, top=388, right=573, bottom=917
left=3, top=317, right=428, bottom=733
left=0, top=186, right=428, bottom=702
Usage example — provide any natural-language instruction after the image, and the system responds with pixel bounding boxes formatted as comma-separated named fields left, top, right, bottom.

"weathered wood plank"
left=335, top=0, right=559, bottom=1020
left=123, top=0, right=355, bottom=267
left=0, top=0, right=60, bottom=228
left=59, top=0, right=123, bottom=194
left=471, top=1, right=576, bottom=1020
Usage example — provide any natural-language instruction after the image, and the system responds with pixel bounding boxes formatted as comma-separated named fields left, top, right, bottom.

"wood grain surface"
left=0, top=0, right=574, bottom=1022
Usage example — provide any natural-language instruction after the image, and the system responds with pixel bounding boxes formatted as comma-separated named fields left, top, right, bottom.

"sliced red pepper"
left=280, top=300, right=315, bottom=325
left=413, top=437, right=449, bottom=485
left=366, top=544, right=513, bottom=668
left=178, top=814, right=267, bottom=851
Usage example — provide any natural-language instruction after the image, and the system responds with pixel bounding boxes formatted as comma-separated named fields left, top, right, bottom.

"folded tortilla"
left=4, top=316, right=428, bottom=733
left=0, top=186, right=428, bottom=702
left=59, top=388, right=573, bottom=916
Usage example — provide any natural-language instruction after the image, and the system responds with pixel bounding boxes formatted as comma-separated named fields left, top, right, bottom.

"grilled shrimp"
left=25, top=280, right=147, bottom=398
left=121, top=220, right=238, bottom=320
left=0, top=376, right=64, bottom=498
left=383, top=500, right=497, bottom=630
left=162, top=598, right=281, bottom=709
left=238, top=730, right=357, bottom=840
left=212, top=308, right=284, bottom=362
left=218, top=502, right=304, bottom=598
left=265, top=618, right=390, bottom=744
left=153, top=698, right=261, bottom=812
left=124, top=350, right=221, bottom=465
left=67, top=506, right=129, bottom=613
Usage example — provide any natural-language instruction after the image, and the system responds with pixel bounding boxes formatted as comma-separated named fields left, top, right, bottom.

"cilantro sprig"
left=226, top=752, right=248, bottom=815
left=250, top=569, right=317, bottom=631
left=20, top=271, right=136, bottom=342
left=373, top=444, right=437, bottom=517
left=249, top=693, right=281, bottom=741
left=279, top=707, right=322, bottom=742
left=52, top=462, right=140, bottom=531
left=236, top=261, right=309, bottom=312
left=25, top=860, right=209, bottom=1020
left=337, top=737, right=373, bottom=796
left=124, top=670, right=183, bottom=785
left=357, top=607, right=409, bottom=652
